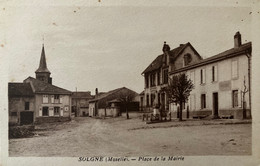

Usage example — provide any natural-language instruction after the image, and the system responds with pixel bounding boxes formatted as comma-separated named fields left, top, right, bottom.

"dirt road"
left=9, top=115, right=251, bottom=157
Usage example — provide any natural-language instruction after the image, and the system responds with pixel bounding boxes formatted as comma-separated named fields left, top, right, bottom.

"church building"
left=8, top=44, right=72, bottom=125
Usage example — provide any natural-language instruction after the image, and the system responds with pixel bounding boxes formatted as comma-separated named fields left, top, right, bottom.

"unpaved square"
left=9, top=113, right=251, bottom=157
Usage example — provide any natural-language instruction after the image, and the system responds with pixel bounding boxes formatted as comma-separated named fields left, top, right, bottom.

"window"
left=150, top=73, right=156, bottom=87
left=212, top=66, right=218, bottom=82
left=200, top=68, right=206, bottom=84
left=54, top=95, right=60, bottom=103
left=232, top=60, right=238, bottom=79
left=157, top=71, right=160, bottom=85
left=43, top=95, right=48, bottom=103
left=146, top=94, right=149, bottom=107
left=163, top=69, right=168, bottom=84
left=201, top=94, right=206, bottom=109
left=54, top=107, right=60, bottom=116
left=42, top=107, right=49, bottom=116
left=151, top=94, right=155, bottom=106
left=184, top=54, right=192, bottom=66
left=145, top=75, right=149, bottom=88
left=25, top=102, right=30, bottom=110
left=232, top=90, right=238, bottom=107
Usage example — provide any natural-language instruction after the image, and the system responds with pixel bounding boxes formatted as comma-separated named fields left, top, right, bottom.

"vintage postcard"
left=1, top=0, right=260, bottom=165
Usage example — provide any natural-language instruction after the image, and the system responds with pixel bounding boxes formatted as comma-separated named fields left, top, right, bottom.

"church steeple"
left=35, top=44, right=52, bottom=84
left=35, top=44, right=50, bottom=73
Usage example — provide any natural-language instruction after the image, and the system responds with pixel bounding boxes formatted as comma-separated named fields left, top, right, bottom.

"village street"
left=9, top=113, right=251, bottom=157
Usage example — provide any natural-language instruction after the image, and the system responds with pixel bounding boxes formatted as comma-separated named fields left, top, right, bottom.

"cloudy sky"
left=4, top=1, right=252, bottom=94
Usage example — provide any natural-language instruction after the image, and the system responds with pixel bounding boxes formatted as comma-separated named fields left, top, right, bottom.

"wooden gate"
left=20, top=111, right=33, bottom=125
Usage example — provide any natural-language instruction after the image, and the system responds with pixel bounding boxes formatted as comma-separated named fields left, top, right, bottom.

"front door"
left=42, top=107, right=49, bottom=116
left=213, top=93, right=219, bottom=118
left=161, top=93, right=165, bottom=111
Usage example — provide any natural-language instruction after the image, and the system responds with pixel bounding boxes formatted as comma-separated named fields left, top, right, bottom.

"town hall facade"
left=142, top=32, right=251, bottom=119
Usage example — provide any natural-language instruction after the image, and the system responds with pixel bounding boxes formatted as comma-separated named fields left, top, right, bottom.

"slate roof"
left=142, top=43, right=189, bottom=74
left=72, top=91, right=93, bottom=99
left=170, top=42, right=252, bottom=74
left=35, top=45, right=50, bottom=73
left=24, top=77, right=72, bottom=95
left=8, top=83, right=34, bottom=97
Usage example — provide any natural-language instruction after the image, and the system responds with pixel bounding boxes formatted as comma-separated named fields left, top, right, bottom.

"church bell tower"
left=35, top=44, right=52, bottom=84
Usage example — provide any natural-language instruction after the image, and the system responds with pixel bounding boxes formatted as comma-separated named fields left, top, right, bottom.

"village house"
left=71, top=91, right=94, bottom=117
left=89, top=87, right=139, bottom=117
left=8, top=44, right=72, bottom=125
left=169, top=32, right=251, bottom=119
left=142, top=31, right=251, bottom=119
left=141, top=42, right=202, bottom=112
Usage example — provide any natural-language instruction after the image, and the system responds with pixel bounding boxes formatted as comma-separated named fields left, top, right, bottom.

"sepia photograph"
left=1, top=0, right=260, bottom=166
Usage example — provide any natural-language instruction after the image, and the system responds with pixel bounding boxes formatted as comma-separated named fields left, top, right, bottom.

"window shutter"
left=49, top=107, right=54, bottom=116
left=51, top=95, right=54, bottom=103
left=39, top=107, right=42, bottom=117
left=214, top=66, right=218, bottom=81
left=203, top=69, right=206, bottom=83
left=60, top=107, right=64, bottom=116
left=232, top=60, right=238, bottom=78
left=60, top=95, right=63, bottom=104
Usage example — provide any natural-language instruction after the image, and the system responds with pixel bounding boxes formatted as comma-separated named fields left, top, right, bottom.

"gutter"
left=245, top=50, right=252, bottom=116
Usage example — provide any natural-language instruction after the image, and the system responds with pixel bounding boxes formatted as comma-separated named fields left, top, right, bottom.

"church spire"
left=35, top=43, right=52, bottom=84
left=35, top=44, right=50, bottom=73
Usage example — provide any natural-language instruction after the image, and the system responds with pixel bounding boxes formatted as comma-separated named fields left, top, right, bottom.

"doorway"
left=213, top=93, right=219, bottom=118
left=20, top=111, right=33, bottom=125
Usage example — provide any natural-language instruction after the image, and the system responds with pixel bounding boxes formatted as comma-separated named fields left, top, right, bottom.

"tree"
left=241, top=76, right=249, bottom=119
left=118, top=92, right=136, bottom=119
left=163, top=73, right=194, bottom=121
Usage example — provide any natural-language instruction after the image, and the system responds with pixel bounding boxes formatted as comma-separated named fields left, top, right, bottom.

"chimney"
left=162, top=41, right=170, bottom=53
left=234, top=31, right=241, bottom=48
left=162, top=41, right=171, bottom=65
left=95, top=88, right=98, bottom=96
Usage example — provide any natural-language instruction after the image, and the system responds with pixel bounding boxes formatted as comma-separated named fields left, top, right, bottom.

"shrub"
left=9, top=126, right=35, bottom=139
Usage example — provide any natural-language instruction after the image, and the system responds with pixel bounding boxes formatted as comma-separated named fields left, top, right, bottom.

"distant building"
left=8, top=44, right=72, bottom=125
left=141, top=42, right=202, bottom=112
left=71, top=91, right=94, bottom=117
left=89, top=87, right=139, bottom=117
left=9, top=83, right=35, bottom=125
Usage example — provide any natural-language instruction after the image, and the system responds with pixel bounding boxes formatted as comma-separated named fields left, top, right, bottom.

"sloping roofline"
left=169, top=42, right=251, bottom=74
left=24, top=76, right=72, bottom=95
left=141, top=42, right=202, bottom=75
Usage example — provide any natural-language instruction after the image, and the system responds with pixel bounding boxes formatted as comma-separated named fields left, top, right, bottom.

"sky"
left=3, top=2, right=252, bottom=94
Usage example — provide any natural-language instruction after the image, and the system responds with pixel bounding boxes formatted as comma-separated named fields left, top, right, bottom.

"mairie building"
left=141, top=32, right=251, bottom=119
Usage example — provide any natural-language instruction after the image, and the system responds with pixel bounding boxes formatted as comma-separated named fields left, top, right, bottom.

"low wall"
left=35, top=117, right=71, bottom=124
left=97, top=108, right=120, bottom=117
left=219, top=109, right=251, bottom=119
left=170, top=109, right=251, bottom=119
